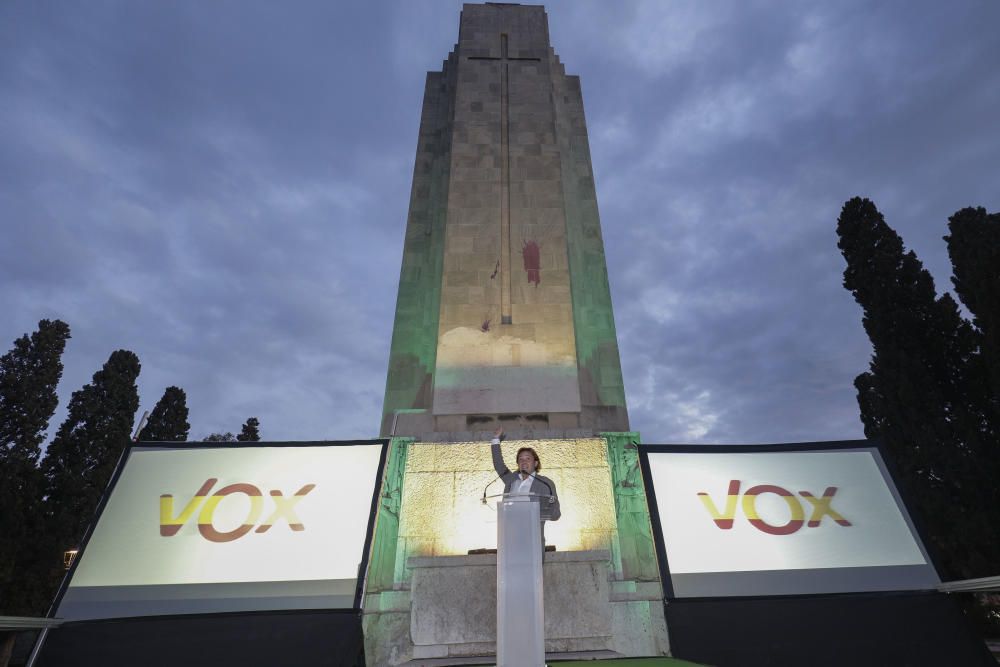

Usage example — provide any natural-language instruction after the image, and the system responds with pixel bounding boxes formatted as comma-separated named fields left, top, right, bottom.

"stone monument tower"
left=364, top=5, right=668, bottom=664
left=381, top=1, right=629, bottom=440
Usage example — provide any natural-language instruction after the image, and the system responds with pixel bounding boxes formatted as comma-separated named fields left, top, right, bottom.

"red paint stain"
left=522, top=241, right=540, bottom=286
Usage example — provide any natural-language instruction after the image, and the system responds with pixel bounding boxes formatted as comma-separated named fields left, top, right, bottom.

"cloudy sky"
left=2, top=1, right=998, bottom=445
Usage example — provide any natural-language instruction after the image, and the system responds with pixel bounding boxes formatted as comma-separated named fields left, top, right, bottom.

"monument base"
left=362, top=550, right=669, bottom=666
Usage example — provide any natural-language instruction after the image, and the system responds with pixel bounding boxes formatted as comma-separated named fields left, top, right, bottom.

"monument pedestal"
left=407, top=550, right=613, bottom=662
left=361, top=438, right=672, bottom=666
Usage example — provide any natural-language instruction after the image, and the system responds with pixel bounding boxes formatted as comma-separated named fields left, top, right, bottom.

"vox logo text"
left=697, top=480, right=852, bottom=535
left=160, top=478, right=317, bottom=543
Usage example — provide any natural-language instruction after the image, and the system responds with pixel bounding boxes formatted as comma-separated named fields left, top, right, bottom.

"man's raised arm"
left=491, top=426, right=509, bottom=477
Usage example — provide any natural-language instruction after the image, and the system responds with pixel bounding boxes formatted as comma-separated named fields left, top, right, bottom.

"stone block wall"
left=395, top=438, right=617, bottom=571
left=433, top=4, right=582, bottom=418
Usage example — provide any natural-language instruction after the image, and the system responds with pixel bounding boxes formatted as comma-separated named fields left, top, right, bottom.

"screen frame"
left=637, top=439, right=943, bottom=601
left=47, top=439, right=389, bottom=619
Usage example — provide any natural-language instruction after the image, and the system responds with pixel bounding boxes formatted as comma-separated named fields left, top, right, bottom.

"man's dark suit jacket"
left=491, top=442, right=561, bottom=521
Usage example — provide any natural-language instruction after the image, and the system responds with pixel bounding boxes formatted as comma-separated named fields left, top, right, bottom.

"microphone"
left=521, top=471, right=556, bottom=504
left=482, top=469, right=508, bottom=504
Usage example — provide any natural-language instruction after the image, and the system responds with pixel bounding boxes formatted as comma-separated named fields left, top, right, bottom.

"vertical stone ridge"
left=381, top=54, right=458, bottom=436
left=551, top=55, right=629, bottom=429
left=364, top=437, right=413, bottom=592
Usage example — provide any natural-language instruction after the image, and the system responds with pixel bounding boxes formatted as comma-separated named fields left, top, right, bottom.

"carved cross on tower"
left=470, top=34, right=540, bottom=325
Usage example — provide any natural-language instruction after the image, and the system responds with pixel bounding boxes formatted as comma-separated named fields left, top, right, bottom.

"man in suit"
left=490, top=426, right=560, bottom=549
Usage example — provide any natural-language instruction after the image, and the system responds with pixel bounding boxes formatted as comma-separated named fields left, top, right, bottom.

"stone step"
left=400, top=649, right=621, bottom=666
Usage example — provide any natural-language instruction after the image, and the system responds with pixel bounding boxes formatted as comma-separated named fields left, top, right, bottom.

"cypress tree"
left=237, top=417, right=261, bottom=442
left=0, top=319, right=70, bottom=615
left=40, top=349, right=140, bottom=601
left=837, top=197, right=999, bottom=580
left=137, top=386, right=190, bottom=441
left=946, top=206, right=1000, bottom=430
left=943, top=206, right=1000, bottom=630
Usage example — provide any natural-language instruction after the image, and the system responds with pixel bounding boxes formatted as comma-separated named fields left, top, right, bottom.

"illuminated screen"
left=55, top=442, right=385, bottom=620
left=643, top=445, right=939, bottom=597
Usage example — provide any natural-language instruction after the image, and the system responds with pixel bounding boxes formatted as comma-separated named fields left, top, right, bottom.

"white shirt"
left=514, top=474, right=533, bottom=495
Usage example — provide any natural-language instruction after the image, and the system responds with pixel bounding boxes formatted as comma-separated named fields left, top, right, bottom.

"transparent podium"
left=486, top=492, right=557, bottom=667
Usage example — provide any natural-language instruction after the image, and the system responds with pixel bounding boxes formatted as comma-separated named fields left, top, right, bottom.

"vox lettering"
left=159, top=478, right=317, bottom=542
left=697, top=480, right=851, bottom=535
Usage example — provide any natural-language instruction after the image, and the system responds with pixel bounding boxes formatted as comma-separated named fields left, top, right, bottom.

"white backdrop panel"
left=57, top=443, right=383, bottom=619
left=645, top=447, right=939, bottom=597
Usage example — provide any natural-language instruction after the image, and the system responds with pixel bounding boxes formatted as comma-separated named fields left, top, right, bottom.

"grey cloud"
left=572, top=0, right=1000, bottom=442
left=2, top=1, right=998, bottom=445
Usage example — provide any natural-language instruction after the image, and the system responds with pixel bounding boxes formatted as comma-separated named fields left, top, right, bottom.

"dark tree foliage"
left=237, top=417, right=261, bottom=442
left=946, top=207, right=1000, bottom=431
left=837, top=198, right=1000, bottom=584
left=0, top=320, right=70, bottom=615
left=137, top=386, right=190, bottom=442
left=38, top=349, right=140, bottom=608
left=203, top=432, right=236, bottom=442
